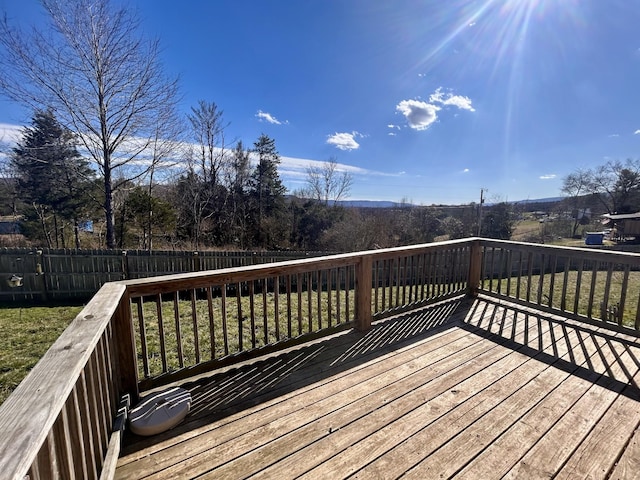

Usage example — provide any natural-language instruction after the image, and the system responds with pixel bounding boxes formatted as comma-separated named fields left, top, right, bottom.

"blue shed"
left=585, top=232, right=604, bottom=245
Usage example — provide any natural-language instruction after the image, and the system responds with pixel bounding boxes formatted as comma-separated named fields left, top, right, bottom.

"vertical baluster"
left=381, top=259, right=387, bottom=311
left=67, top=385, right=88, bottom=479
left=426, top=252, right=433, bottom=298
left=263, top=278, right=269, bottom=344
left=418, top=252, right=426, bottom=301
left=561, top=256, right=570, bottom=312
left=401, top=256, right=408, bottom=305
left=345, top=266, right=351, bottom=323
left=275, top=276, right=281, bottom=340
left=317, top=270, right=322, bottom=329
left=155, top=294, right=167, bottom=373
left=236, top=282, right=243, bottom=351
left=488, top=247, right=496, bottom=292
left=249, top=280, right=256, bottom=348
left=286, top=274, right=293, bottom=336
left=221, top=286, right=229, bottom=355
left=618, top=265, right=630, bottom=326
left=448, top=249, right=455, bottom=294
left=574, top=259, right=584, bottom=315
left=395, top=257, right=401, bottom=307
left=84, top=356, right=107, bottom=470
left=77, top=370, right=98, bottom=477
left=297, top=273, right=303, bottom=333
left=437, top=251, right=444, bottom=297
left=96, top=337, right=114, bottom=431
left=601, top=262, right=614, bottom=321
left=587, top=261, right=599, bottom=319
left=306, top=273, right=312, bottom=332
left=135, top=297, right=149, bottom=378
left=516, top=250, right=523, bottom=299
left=190, top=289, right=200, bottom=364
left=526, top=251, right=534, bottom=302
left=173, top=292, right=184, bottom=367
left=336, top=267, right=342, bottom=324
left=326, top=269, right=332, bottom=327
left=536, top=253, right=546, bottom=305
left=207, top=287, right=216, bottom=359
left=548, top=254, right=557, bottom=308
left=505, top=248, right=513, bottom=297
left=52, top=400, right=75, bottom=478
left=373, top=259, right=380, bottom=312
left=32, top=432, right=56, bottom=479
left=635, top=288, right=640, bottom=330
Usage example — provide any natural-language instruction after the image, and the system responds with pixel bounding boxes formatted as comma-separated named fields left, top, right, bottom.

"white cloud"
left=387, top=124, right=401, bottom=130
left=395, top=88, right=475, bottom=131
left=429, top=88, right=475, bottom=112
left=388, top=132, right=397, bottom=136
left=463, top=168, right=470, bottom=173
left=255, top=110, right=287, bottom=125
left=395, top=100, right=440, bottom=131
left=539, top=174, right=556, bottom=180
left=608, top=133, right=620, bottom=137
left=0, top=123, right=23, bottom=143
left=326, top=131, right=361, bottom=151
left=635, top=129, right=640, bottom=135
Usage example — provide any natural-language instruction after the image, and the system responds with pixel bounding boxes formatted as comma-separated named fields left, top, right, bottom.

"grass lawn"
left=0, top=305, right=82, bottom=405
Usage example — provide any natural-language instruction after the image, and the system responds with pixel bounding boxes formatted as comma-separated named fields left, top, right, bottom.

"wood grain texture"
left=115, top=297, right=640, bottom=480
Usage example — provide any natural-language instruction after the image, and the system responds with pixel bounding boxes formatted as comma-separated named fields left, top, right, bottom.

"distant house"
left=601, top=212, right=640, bottom=240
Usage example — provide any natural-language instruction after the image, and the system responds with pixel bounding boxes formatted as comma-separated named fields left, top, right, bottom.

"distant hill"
left=290, top=196, right=567, bottom=209
left=335, top=196, right=567, bottom=209
left=510, top=196, right=564, bottom=205
left=332, top=200, right=408, bottom=208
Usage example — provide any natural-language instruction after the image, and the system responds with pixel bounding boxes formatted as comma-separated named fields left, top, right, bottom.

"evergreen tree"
left=12, top=109, right=97, bottom=247
left=248, top=134, right=288, bottom=247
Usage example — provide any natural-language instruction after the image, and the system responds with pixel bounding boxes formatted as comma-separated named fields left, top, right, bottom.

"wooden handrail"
left=0, top=282, right=131, bottom=479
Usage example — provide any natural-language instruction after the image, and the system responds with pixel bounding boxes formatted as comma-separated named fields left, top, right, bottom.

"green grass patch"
left=0, top=306, right=82, bottom=405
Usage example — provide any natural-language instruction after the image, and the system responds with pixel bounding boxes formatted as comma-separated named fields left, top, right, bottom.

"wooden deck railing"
left=477, top=239, right=640, bottom=332
left=1, top=238, right=639, bottom=479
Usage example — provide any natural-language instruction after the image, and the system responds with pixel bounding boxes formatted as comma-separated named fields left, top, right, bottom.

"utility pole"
left=478, top=188, right=486, bottom=236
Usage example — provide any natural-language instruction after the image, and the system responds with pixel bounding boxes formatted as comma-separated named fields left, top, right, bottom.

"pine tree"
left=249, top=134, right=288, bottom=247
left=12, top=109, right=97, bottom=247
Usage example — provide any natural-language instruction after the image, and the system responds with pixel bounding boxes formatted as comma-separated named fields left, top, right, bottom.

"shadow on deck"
left=116, top=296, right=640, bottom=479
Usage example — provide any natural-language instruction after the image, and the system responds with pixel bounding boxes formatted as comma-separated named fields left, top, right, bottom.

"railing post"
left=355, top=255, right=373, bottom=331
left=114, top=291, right=140, bottom=403
left=467, top=239, right=482, bottom=297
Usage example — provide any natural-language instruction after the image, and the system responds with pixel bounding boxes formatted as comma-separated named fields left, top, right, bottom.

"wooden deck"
left=115, top=296, right=640, bottom=479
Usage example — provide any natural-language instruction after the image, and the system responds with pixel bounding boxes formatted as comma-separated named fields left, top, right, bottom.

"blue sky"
left=1, top=0, right=640, bottom=205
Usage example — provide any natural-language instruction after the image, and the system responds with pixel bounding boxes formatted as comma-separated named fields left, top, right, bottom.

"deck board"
left=116, top=296, right=640, bottom=480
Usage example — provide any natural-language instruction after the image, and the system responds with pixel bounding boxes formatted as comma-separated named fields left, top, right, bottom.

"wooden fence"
left=0, top=248, right=325, bottom=303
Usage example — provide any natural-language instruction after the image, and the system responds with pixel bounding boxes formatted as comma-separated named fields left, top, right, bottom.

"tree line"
left=0, top=106, right=516, bottom=250
left=561, top=159, right=640, bottom=237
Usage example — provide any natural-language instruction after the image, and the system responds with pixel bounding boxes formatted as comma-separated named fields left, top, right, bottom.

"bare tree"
left=187, top=101, right=229, bottom=186
left=305, top=157, right=353, bottom=205
left=0, top=0, right=180, bottom=248
left=587, top=159, right=640, bottom=214
left=561, top=169, right=591, bottom=237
